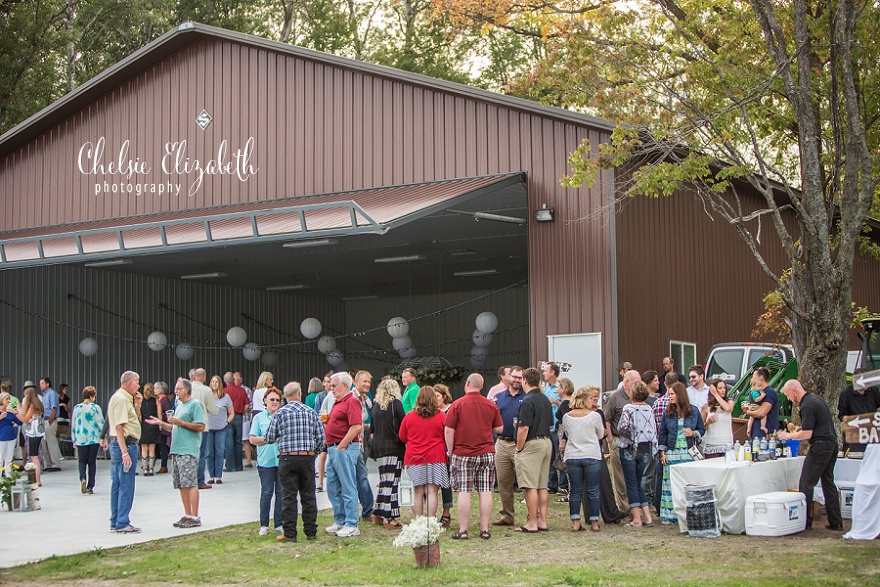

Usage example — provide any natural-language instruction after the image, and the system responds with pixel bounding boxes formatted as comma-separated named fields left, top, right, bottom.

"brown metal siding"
left=0, top=36, right=614, bottom=382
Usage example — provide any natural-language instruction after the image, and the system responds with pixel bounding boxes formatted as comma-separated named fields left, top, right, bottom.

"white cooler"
left=745, top=491, right=807, bottom=536
left=839, top=482, right=855, bottom=519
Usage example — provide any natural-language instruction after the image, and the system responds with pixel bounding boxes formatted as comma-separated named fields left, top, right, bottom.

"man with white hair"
left=604, top=368, right=640, bottom=514
left=323, top=372, right=364, bottom=537
left=190, top=368, right=218, bottom=489
left=107, top=371, right=143, bottom=533
left=778, top=380, right=844, bottom=531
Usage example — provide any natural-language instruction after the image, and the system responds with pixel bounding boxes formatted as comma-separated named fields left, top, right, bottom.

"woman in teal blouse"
left=71, top=386, right=105, bottom=494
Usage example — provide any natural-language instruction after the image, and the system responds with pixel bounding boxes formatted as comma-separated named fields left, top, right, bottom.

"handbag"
left=687, top=444, right=705, bottom=460
left=552, top=452, right=567, bottom=473
left=26, top=415, right=46, bottom=437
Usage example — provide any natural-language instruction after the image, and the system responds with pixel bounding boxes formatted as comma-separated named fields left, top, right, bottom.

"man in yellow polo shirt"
left=108, top=371, right=143, bottom=533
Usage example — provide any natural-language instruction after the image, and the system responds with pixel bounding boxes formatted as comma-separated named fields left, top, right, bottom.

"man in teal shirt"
left=148, top=378, right=205, bottom=529
left=400, top=368, right=420, bottom=413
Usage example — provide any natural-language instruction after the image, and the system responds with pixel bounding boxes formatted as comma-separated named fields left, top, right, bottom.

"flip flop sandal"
left=515, top=526, right=540, bottom=533
left=480, top=530, right=491, bottom=539
left=439, top=515, right=451, bottom=528
left=451, top=530, right=469, bottom=539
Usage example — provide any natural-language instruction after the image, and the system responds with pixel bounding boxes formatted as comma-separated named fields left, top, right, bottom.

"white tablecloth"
left=843, top=444, right=880, bottom=540
left=669, top=457, right=805, bottom=534
left=811, top=456, right=862, bottom=505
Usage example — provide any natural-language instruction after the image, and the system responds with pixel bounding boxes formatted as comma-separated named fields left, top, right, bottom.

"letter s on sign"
left=873, top=411, right=880, bottom=426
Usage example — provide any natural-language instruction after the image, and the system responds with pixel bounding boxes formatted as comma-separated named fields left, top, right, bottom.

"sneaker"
left=179, top=518, right=201, bottom=528
left=173, top=517, right=187, bottom=528
left=110, top=527, right=117, bottom=533
left=325, top=523, right=343, bottom=534
left=335, top=526, right=360, bottom=537
left=87, top=489, right=94, bottom=495
left=275, top=526, right=284, bottom=534
left=116, top=524, right=141, bottom=534
left=258, top=526, right=269, bottom=536
left=316, top=485, right=324, bottom=492
left=81, top=480, right=87, bottom=494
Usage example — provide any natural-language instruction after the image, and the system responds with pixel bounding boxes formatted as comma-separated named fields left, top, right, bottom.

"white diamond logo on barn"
left=196, top=109, right=212, bottom=129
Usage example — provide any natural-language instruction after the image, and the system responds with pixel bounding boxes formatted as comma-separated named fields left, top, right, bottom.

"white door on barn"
left=546, top=332, right=603, bottom=393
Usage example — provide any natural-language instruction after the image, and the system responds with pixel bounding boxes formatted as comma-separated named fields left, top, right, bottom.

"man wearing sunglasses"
left=686, top=366, right=710, bottom=409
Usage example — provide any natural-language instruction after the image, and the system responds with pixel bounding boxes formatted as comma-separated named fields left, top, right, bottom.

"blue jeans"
left=566, top=458, right=600, bottom=521
left=327, top=443, right=361, bottom=527
left=620, top=448, right=650, bottom=508
left=356, top=450, right=374, bottom=518
left=109, top=441, right=138, bottom=529
left=226, top=414, right=243, bottom=471
left=206, top=428, right=227, bottom=478
left=198, top=431, right=208, bottom=486
left=257, top=465, right=283, bottom=528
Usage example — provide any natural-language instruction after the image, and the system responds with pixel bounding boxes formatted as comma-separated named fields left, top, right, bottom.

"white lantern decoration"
left=470, top=355, right=488, bottom=369
left=300, top=317, right=322, bottom=339
left=147, top=331, right=167, bottom=352
left=242, top=342, right=262, bottom=361
left=176, top=342, right=194, bottom=361
left=387, top=317, right=410, bottom=338
left=392, top=335, right=413, bottom=351
left=472, top=329, right=493, bottom=347
left=475, top=311, right=498, bottom=334
left=79, top=337, right=98, bottom=357
left=262, top=351, right=279, bottom=366
left=470, top=345, right=490, bottom=363
left=226, top=326, right=247, bottom=348
left=399, top=345, right=417, bottom=359
left=327, top=350, right=345, bottom=366
left=317, top=335, right=337, bottom=354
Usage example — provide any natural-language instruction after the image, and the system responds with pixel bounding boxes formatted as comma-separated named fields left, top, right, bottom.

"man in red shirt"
left=223, top=372, right=249, bottom=472
left=445, top=373, right=503, bottom=540
left=323, top=372, right=364, bottom=538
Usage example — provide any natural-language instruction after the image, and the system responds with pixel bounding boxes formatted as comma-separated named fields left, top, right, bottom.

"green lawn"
left=3, top=495, right=878, bottom=587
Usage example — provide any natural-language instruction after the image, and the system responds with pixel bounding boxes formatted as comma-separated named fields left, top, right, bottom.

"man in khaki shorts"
left=148, top=378, right=205, bottom=529
left=514, top=367, right=554, bottom=533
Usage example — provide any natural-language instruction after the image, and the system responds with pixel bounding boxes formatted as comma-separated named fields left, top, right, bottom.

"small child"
left=745, top=388, right=768, bottom=436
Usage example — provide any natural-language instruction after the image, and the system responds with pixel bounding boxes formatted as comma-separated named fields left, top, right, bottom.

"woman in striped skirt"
left=398, top=386, right=449, bottom=519
left=369, top=378, right=407, bottom=528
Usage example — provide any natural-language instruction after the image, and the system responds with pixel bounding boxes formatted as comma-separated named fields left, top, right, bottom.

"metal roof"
left=0, top=22, right=614, bottom=161
left=0, top=172, right=524, bottom=268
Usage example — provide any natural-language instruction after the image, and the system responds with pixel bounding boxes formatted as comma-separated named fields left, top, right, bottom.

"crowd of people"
left=1, top=353, right=870, bottom=540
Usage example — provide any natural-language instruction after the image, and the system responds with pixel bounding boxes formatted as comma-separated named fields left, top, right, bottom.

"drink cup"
left=166, top=410, right=174, bottom=421
left=513, top=417, right=518, bottom=428
left=320, top=411, right=329, bottom=424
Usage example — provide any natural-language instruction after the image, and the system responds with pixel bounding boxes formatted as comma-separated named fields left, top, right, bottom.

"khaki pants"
left=609, top=436, right=630, bottom=512
left=495, top=438, right=517, bottom=524
left=41, top=419, right=63, bottom=468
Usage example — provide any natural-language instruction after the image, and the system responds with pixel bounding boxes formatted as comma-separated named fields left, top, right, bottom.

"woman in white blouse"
left=559, top=385, right=605, bottom=532
left=700, top=379, right=734, bottom=458
left=618, top=380, right=657, bottom=528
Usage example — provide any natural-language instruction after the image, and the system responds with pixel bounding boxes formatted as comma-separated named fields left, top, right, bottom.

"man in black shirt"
left=838, top=369, right=880, bottom=453
left=514, top=367, right=553, bottom=532
left=778, top=380, right=844, bottom=531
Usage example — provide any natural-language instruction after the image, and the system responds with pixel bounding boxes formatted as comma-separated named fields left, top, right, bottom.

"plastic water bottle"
left=733, top=440, right=742, bottom=461
left=744, top=442, right=751, bottom=463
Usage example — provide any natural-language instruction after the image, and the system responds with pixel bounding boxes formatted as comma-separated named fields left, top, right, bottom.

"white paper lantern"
left=475, top=311, right=498, bottom=334
left=470, top=355, right=488, bottom=369
left=227, top=326, right=247, bottom=348
left=262, top=351, right=278, bottom=366
left=317, top=335, right=337, bottom=354
left=327, top=350, right=345, bottom=366
left=242, top=342, right=262, bottom=361
left=147, top=331, right=167, bottom=352
left=387, top=317, right=410, bottom=338
left=472, top=329, right=493, bottom=347
left=300, top=317, right=322, bottom=339
left=470, top=345, right=490, bottom=363
left=398, top=345, right=417, bottom=359
left=79, top=337, right=98, bottom=357
left=392, top=335, right=413, bottom=351
left=176, top=342, right=194, bottom=361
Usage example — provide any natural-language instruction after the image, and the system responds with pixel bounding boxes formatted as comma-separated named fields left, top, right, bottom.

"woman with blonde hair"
left=369, top=377, right=407, bottom=528
left=398, top=386, right=448, bottom=518
left=139, top=382, right=160, bottom=476
left=560, top=385, right=605, bottom=532
left=71, top=386, right=105, bottom=493
left=207, top=379, right=233, bottom=484
left=251, top=372, right=274, bottom=415
left=0, top=389, right=23, bottom=477
left=18, top=383, right=45, bottom=487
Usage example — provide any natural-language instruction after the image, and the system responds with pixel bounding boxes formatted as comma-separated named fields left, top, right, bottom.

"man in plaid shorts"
left=444, top=373, right=503, bottom=540
left=148, top=378, right=205, bottom=529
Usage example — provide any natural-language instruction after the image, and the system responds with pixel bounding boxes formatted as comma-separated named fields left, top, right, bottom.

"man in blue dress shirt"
left=492, top=366, right=526, bottom=526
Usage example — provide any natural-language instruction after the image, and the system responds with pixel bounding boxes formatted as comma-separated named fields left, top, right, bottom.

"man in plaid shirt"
left=264, top=382, right=325, bottom=542
left=651, top=372, right=677, bottom=515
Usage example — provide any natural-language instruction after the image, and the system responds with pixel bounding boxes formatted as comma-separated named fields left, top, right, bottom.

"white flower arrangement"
left=24, top=462, right=36, bottom=471
left=392, top=516, right=444, bottom=548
